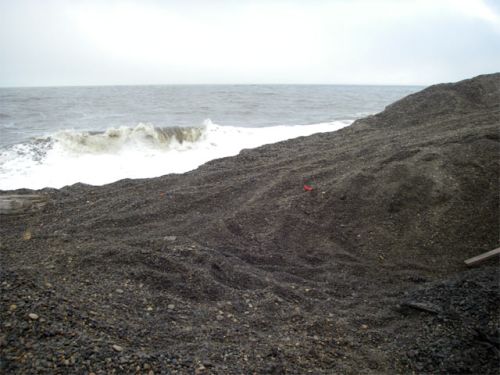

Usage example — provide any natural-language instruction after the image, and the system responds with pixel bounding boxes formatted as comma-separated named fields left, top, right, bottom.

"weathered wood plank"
left=0, top=194, right=48, bottom=215
left=464, top=247, right=500, bottom=266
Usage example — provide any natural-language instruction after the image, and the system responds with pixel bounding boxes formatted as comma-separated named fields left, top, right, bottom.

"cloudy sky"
left=0, top=0, right=499, bottom=86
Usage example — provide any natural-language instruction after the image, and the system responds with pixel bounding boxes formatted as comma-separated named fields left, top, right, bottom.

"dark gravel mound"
left=1, top=73, right=499, bottom=374
left=397, top=266, right=499, bottom=374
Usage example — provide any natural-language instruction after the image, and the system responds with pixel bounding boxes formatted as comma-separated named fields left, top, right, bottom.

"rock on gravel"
left=28, top=313, right=39, bottom=320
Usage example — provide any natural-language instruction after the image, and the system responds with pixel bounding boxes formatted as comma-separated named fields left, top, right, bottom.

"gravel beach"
left=1, top=73, right=499, bottom=374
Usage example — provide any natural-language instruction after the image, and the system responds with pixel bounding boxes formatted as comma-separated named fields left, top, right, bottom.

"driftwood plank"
left=464, top=248, right=500, bottom=266
left=0, top=194, right=48, bottom=215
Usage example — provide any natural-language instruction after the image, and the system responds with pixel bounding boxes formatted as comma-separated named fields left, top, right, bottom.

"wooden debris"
left=464, top=247, right=500, bottom=267
left=400, top=301, right=442, bottom=315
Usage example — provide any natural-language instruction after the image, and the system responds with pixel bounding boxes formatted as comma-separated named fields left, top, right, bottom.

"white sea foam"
left=0, top=119, right=352, bottom=190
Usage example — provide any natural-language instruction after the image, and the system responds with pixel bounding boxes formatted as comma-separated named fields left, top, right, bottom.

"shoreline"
left=0, top=120, right=355, bottom=191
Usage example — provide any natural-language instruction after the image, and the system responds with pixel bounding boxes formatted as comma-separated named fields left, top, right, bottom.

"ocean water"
left=0, top=85, right=421, bottom=190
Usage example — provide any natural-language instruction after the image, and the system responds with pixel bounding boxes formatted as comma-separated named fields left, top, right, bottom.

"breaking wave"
left=0, top=119, right=352, bottom=190
left=52, top=124, right=205, bottom=154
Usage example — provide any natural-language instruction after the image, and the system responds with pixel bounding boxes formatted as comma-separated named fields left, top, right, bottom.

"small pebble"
left=116, top=288, right=124, bottom=293
left=167, top=304, right=175, bottom=310
left=112, top=344, right=123, bottom=352
left=28, top=313, right=39, bottom=320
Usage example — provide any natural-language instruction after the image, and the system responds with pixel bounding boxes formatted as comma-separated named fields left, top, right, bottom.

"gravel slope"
left=1, top=73, right=499, bottom=374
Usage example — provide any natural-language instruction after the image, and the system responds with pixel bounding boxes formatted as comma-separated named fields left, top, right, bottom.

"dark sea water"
left=0, top=85, right=421, bottom=189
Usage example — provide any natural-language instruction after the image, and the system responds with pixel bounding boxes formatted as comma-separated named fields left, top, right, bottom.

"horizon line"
left=0, top=82, right=428, bottom=89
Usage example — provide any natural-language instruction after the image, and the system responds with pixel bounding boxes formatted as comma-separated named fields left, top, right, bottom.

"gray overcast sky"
left=1, top=0, right=499, bottom=87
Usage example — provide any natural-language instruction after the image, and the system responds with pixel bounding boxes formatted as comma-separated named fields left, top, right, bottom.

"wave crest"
left=53, top=123, right=205, bottom=154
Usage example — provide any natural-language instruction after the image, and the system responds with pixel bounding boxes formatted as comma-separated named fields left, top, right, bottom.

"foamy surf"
left=0, top=119, right=352, bottom=190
